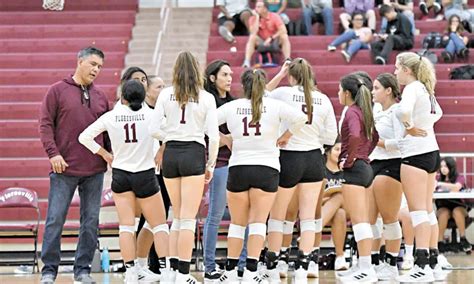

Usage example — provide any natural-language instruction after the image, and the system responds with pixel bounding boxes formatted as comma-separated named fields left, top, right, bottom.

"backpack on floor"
left=422, top=32, right=448, bottom=49
left=449, top=64, right=474, bottom=80
left=417, top=49, right=438, bottom=64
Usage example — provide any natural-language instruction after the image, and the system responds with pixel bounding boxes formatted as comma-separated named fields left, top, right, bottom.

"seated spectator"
left=266, top=0, right=290, bottom=24
left=381, top=0, right=416, bottom=35
left=371, top=4, right=413, bottom=65
left=443, top=0, right=474, bottom=33
left=419, top=0, right=443, bottom=17
left=302, top=0, right=334, bottom=35
left=242, top=0, right=291, bottom=67
left=435, top=157, right=472, bottom=253
left=340, top=0, right=376, bottom=31
left=322, top=140, right=350, bottom=271
left=216, top=0, right=252, bottom=42
left=327, top=12, right=373, bottom=63
left=441, top=15, right=470, bottom=62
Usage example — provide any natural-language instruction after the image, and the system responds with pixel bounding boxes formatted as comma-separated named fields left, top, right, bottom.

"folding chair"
left=0, top=187, right=40, bottom=272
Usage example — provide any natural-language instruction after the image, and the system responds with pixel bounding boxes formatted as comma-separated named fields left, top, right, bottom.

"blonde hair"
left=241, top=69, right=266, bottom=124
left=289, top=58, right=315, bottom=122
left=397, top=52, right=437, bottom=96
left=172, top=51, right=203, bottom=106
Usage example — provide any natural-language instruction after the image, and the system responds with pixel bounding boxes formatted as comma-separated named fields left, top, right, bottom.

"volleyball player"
left=336, top=73, right=379, bottom=283
left=369, top=73, right=407, bottom=280
left=217, top=69, right=307, bottom=284
left=149, top=51, right=220, bottom=284
left=264, top=58, right=337, bottom=283
left=394, top=52, right=445, bottom=283
left=78, top=80, right=170, bottom=283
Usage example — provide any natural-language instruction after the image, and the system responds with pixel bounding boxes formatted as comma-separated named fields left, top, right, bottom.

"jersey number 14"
left=242, top=117, right=261, bottom=136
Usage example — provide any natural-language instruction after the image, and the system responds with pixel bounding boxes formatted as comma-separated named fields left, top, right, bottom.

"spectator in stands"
left=381, top=0, right=416, bottom=35
left=216, top=0, right=252, bottom=42
left=441, top=15, right=470, bottom=62
left=371, top=4, right=414, bottom=65
left=302, top=0, right=334, bottom=35
left=435, top=157, right=472, bottom=252
left=443, top=0, right=474, bottom=33
left=39, top=46, right=109, bottom=284
left=242, top=0, right=291, bottom=68
left=419, top=0, right=443, bottom=18
left=340, top=0, right=377, bottom=31
left=327, top=12, right=373, bottom=63
left=267, top=0, right=291, bottom=24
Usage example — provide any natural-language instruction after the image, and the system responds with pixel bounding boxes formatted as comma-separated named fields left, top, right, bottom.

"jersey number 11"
left=123, top=123, right=138, bottom=143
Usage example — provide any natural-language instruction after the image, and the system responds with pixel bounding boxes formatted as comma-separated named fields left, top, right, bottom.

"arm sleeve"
left=385, top=109, right=405, bottom=151
left=205, top=98, right=220, bottom=172
left=321, top=97, right=338, bottom=146
left=344, top=109, right=362, bottom=168
left=149, top=93, right=167, bottom=141
left=279, top=101, right=307, bottom=135
left=78, top=114, right=108, bottom=154
left=396, top=85, right=417, bottom=129
left=38, top=86, right=60, bottom=158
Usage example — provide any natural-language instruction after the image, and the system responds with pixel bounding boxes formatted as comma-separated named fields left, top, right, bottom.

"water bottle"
left=101, top=247, right=110, bottom=272
left=91, top=247, right=101, bottom=273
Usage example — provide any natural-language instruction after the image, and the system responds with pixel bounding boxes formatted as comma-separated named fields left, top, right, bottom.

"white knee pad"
left=352, top=223, right=373, bottom=242
left=151, top=223, right=170, bottom=235
left=314, top=218, right=322, bottom=233
left=134, top=217, right=140, bottom=232
left=283, top=220, right=295, bottom=235
left=143, top=221, right=152, bottom=232
left=410, top=210, right=429, bottom=227
left=249, top=223, right=267, bottom=238
left=371, top=222, right=382, bottom=240
left=300, top=219, right=316, bottom=233
left=267, top=219, right=284, bottom=233
left=428, top=211, right=438, bottom=225
left=228, top=224, right=246, bottom=239
left=180, top=219, right=196, bottom=233
left=170, top=219, right=180, bottom=231
left=119, top=225, right=136, bottom=234
left=383, top=221, right=402, bottom=240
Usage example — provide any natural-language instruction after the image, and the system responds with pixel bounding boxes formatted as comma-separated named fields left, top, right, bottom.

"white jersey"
left=396, top=81, right=443, bottom=158
left=369, top=103, right=405, bottom=161
left=269, top=86, right=338, bottom=151
left=217, top=97, right=307, bottom=171
left=78, top=102, right=156, bottom=173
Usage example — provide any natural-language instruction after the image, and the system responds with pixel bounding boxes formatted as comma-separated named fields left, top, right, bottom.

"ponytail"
left=122, top=80, right=146, bottom=111
left=354, top=84, right=374, bottom=138
left=241, top=69, right=266, bottom=124
left=289, top=58, right=315, bottom=122
left=397, top=52, right=437, bottom=96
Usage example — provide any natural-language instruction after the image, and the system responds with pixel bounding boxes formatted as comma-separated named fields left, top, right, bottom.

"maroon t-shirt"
left=39, top=76, right=110, bottom=176
left=339, top=105, right=379, bottom=169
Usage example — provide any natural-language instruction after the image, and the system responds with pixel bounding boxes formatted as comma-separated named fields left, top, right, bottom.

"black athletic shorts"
left=111, top=168, right=160, bottom=198
left=279, top=149, right=325, bottom=188
left=401, top=150, right=440, bottom=174
left=162, top=141, right=206, bottom=178
left=218, top=10, right=250, bottom=36
left=342, top=159, right=374, bottom=188
left=227, top=165, right=279, bottom=193
left=371, top=158, right=402, bottom=182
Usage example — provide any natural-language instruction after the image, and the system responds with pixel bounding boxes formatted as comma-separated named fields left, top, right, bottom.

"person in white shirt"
left=368, top=73, right=405, bottom=281
left=149, top=51, right=219, bottom=284
left=264, top=58, right=337, bottom=283
left=78, top=80, right=170, bottom=283
left=394, top=52, right=444, bottom=283
left=217, top=69, right=307, bottom=284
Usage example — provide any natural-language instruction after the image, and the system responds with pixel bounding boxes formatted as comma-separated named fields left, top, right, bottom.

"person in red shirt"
left=242, top=0, right=291, bottom=67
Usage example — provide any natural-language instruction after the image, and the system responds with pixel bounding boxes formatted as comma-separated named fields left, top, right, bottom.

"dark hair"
left=340, top=74, right=375, bottom=138
left=121, top=66, right=148, bottom=86
left=446, top=15, right=464, bottom=34
left=379, top=4, right=394, bottom=17
left=241, top=69, right=266, bottom=124
left=204, top=59, right=232, bottom=99
left=172, top=51, right=203, bottom=106
left=351, top=71, right=373, bottom=91
left=375, top=73, right=401, bottom=101
left=440, top=157, right=459, bottom=184
left=122, top=80, right=145, bottom=111
left=77, top=46, right=104, bottom=60
left=289, top=58, right=315, bottom=122
left=324, top=136, right=341, bottom=156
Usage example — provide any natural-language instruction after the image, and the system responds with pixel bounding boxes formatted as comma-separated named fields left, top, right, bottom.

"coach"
left=38, top=46, right=110, bottom=284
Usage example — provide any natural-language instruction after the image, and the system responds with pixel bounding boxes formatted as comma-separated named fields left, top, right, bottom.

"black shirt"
left=387, top=13, right=414, bottom=47
left=325, top=167, right=344, bottom=193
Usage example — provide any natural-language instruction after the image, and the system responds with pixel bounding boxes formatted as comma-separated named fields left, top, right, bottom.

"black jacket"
left=386, top=13, right=414, bottom=47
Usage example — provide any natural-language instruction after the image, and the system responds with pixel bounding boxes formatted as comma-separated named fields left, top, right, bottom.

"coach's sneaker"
left=339, top=266, right=377, bottom=283
left=204, top=269, right=222, bottom=284
left=334, top=256, right=349, bottom=271
left=294, top=268, right=308, bottom=283
left=40, top=274, right=56, bottom=284
left=376, top=263, right=398, bottom=281
left=396, top=264, right=435, bottom=283
left=74, top=273, right=96, bottom=284
left=124, top=267, right=139, bottom=283
left=218, top=268, right=240, bottom=284
left=276, top=260, right=288, bottom=278
left=176, top=272, right=201, bottom=284
left=241, top=269, right=268, bottom=284
left=137, top=266, right=160, bottom=282
left=401, top=255, right=414, bottom=270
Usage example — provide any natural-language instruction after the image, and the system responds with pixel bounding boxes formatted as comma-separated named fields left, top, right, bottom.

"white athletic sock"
left=137, top=257, right=148, bottom=268
left=359, top=256, right=372, bottom=270
left=405, top=244, right=414, bottom=257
